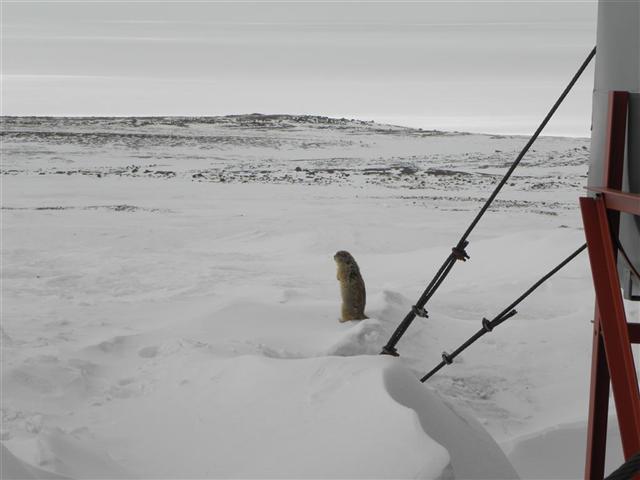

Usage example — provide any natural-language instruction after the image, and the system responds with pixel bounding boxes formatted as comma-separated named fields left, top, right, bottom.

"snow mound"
left=3, top=349, right=517, bottom=479
left=1, top=427, right=129, bottom=479
left=88, top=355, right=453, bottom=478
left=384, top=363, right=519, bottom=480
left=4, top=355, right=521, bottom=479
left=324, top=318, right=383, bottom=356
left=1, top=443, right=69, bottom=479
left=34, top=428, right=130, bottom=479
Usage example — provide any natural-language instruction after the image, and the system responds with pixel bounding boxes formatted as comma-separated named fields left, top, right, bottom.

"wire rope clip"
left=411, top=305, right=429, bottom=318
left=451, top=241, right=470, bottom=262
left=441, top=351, right=454, bottom=365
left=381, top=345, right=400, bottom=357
left=481, top=317, right=493, bottom=332
left=493, top=309, right=518, bottom=328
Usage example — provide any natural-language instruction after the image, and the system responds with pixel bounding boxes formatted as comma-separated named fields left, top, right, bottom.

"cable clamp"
left=492, top=309, right=518, bottom=328
left=481, top=317, right=493, bottom=332
left=451, top=241, right=470, bottom=262
left=441, top=351, right=453, bottom=365
left=412, top=305, right=429, bottom=318
left=381, top=345, right=399, bottom=357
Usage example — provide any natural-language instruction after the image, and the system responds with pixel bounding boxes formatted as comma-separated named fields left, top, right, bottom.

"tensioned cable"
left=380, top=46, right=597, bottom=357
left=614, top=236, right=640, bottom=281
left=420, top=243, right=587, bottom=382
left=604, top=451, right=640, bottom=480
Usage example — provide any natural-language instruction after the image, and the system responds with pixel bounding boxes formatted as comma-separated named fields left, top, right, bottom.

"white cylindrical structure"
left=588, top=0, right=640, bottom=300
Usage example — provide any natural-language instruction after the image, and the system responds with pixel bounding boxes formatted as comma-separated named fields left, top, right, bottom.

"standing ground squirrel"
left=334, top=250, right=368, bottom=321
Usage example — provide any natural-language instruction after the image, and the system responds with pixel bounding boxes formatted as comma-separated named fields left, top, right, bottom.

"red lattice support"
left=582, top=91, right=640, bottom=480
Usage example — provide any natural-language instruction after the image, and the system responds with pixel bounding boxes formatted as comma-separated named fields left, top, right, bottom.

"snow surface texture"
left=2, top=115, right=638, bottom=478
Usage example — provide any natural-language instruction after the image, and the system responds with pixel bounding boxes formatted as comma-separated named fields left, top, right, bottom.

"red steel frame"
left=582, top=91, right=640, bottom=480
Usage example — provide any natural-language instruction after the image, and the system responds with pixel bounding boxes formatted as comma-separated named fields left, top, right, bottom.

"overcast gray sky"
left=2, top=1, right=597, bottom=135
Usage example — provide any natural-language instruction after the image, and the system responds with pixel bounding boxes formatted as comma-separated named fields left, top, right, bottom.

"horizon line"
left=0, top=113, right=592, bottom=139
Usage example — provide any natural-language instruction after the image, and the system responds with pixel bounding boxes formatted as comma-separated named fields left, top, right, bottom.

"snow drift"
left=3, top=353, right=518, bottom=479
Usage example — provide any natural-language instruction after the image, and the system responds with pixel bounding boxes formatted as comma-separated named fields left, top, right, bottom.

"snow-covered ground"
left=2, top=116, right=638, bottom=478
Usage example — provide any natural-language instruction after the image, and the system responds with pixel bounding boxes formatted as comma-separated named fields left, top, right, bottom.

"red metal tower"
left=582, top=91, right=640, bottom=479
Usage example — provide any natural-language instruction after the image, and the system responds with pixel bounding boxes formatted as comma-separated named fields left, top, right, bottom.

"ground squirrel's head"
left=334, top=250, right=355, bottom=265
left=334, top=251, right=361, bottom=276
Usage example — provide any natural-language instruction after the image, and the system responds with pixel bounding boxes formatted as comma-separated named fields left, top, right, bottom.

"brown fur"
left=334, top=250, right=368, bottom=321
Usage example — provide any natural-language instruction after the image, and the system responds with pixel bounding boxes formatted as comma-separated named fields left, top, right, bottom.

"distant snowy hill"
left=2, top=115, right=589, bottom=216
